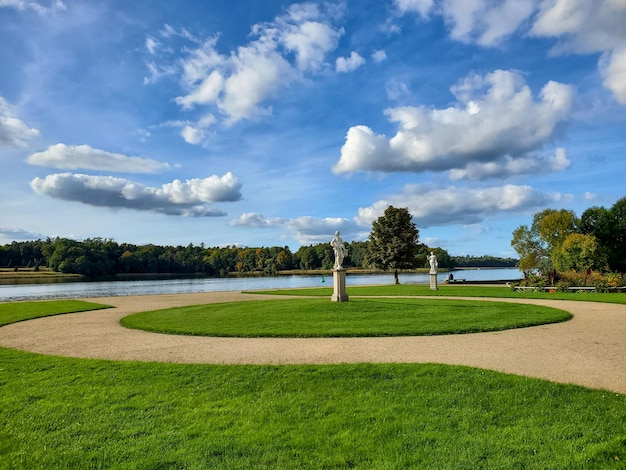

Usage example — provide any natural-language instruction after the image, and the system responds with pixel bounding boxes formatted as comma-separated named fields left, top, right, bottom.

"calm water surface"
left=0, top=268, right=522, bottom=302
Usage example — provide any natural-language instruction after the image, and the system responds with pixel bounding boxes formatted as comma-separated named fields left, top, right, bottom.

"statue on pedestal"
left=330, top=231, right=349, bottom=302
left=428, top=251, right=438, bottom=274
left=428, top=251, right=438, bottom=290
left=330, top=231, right=348, bottom=270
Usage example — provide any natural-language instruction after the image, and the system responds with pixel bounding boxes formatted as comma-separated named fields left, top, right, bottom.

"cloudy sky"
left=1, top=0, right=625, bottom=256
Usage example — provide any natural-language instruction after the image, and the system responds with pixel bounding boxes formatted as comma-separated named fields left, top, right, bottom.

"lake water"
left=0, top=268, right=522, bottom=302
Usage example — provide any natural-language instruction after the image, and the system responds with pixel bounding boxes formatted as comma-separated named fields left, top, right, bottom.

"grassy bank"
left=0, top=267, right=82, bottom=281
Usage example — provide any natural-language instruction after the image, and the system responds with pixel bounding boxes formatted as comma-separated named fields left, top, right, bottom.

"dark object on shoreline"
left=444, top=279, right=521, bottom=285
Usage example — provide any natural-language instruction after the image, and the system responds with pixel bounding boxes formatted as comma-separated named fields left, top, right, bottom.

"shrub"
left=556, top=280, right=572, bottom=292
left=593, top=279, right=611, bottom=293
left=520, top=273, right=546, bottom=288
left=606, top=272, right=626, bottom=287
left=521, top=270, right=626, bottom=292
left=558, top=270, right=605, bottom=287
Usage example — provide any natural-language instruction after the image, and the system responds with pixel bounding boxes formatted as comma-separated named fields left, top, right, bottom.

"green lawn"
left=0, top=300, right=111, bottom=326
left=1, top=298, right=625, bottom=468
left=120, top=298, right=571, bottom=337
left=251, top=284, right=626, bottom=304
left=1, top=350, right=624, bottom=469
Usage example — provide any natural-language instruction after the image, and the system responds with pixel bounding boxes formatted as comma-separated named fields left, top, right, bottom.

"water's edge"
left=0, top=269, right=522, bottom=302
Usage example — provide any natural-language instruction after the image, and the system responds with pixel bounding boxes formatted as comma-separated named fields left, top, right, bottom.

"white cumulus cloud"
left=395, top=0, right=535, bottom=46
left=395, top=0, right=626, bottom=105
left=356, top=184, right=563, bottom=228
left=334, top=70, right=574, bottom=177
left=371, top=49, right=387, bottom=63
left=27, top=144, right=171, bottom=173
left=531, top=0, right=626, bottom=54
left=0, top=96, right=40, bottom=147
left=393, top=0, right=434, bottom=17
left=280, top=4, right=344, bottom=72
left=531, top=0, right=626, bottom=104
left=230, top=212, right=365, bottom=245
left=336, top=51, right=365, bottom=73
left=161, top=3, right=343, bottom=131
left=230, top=213, right=283, bottom=228
left=30, top=172, right=241, bottom=216
left=448, top=148, right=570, bottom=180
left=600, top=47, right=626, bottom=105
left=439, top=0, right=536, bottom=47
left=285, top=216, right=362, bottom=245
left=180, top=125, right=205, bottom=145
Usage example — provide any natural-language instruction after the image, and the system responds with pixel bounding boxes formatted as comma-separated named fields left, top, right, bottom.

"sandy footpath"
left=0, top=291, right=625, bottom=394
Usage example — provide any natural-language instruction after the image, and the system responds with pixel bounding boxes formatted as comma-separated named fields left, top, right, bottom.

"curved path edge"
left=1, top=291, right=625, bottom=394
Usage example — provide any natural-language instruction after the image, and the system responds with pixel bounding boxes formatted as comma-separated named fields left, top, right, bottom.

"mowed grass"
left=1, top=349, right=625, bottom=469
left=120, top=298, right=571, bottom=337
left=253, top=284, right=626, bottom=304
left=0, top=300, right=111, bottom=326
left=1, top=298, right=625, bottom=468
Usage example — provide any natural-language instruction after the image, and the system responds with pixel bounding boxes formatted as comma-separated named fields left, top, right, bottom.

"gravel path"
left=1, top=292, right=625, bottom=394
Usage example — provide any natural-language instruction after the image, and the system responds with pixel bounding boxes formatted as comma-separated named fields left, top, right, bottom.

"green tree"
left=511, top=225, right=547, bottom=273
left=533, top=209, right=578, bottom=259
left=42, top=238, right=80, bottom=272
left=579, top=206, right=611, bottom=239
left=272, top=246, right=295, bottom=271
left=296, top=246, right=319, bottom=270
left=548, top=199, right=626, bottom=272
left=313, top=243, right=334, bottom=270
left=236, top=248, right=256, bottom=272
left=451, top=255, right=518, bottom=268
left=553, top=233, right=605, bottom=272
left=579, top=206, right=612, bottom=269
left=511, top=209, right=578, bottom=273
left=366, top=206, right=420, bottom=284
left=345, top=241, right=369, bottom=268
left=607, top=197, right=626, bottom=272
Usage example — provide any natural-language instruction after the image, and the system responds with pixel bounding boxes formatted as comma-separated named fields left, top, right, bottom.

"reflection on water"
left=0, top=269, right=522, bottom=302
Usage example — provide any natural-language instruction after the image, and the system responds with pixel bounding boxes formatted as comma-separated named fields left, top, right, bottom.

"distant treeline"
left=450, top=255, right=518, bottom=268
left=0, top=238, right=516, bottom=277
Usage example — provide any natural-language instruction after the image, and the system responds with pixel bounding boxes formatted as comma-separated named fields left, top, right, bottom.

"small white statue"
left=428, top=251, right=438, bottom=274
left=330, top=231, right=348, bottom=269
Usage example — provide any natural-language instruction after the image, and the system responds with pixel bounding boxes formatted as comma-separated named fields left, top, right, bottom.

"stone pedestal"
left=429, top=273, right=438, bottom=290
left=331, top=269, right=349, bottom=302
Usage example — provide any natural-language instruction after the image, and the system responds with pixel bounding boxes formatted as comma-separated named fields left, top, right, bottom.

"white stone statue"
left=330, top=231, right=348, bottom=269
left=428, top=251, right=438, bottom=274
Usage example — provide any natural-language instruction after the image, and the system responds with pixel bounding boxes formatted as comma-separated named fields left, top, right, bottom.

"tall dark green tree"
left=366, top=206, right=420, bottom=284
left=607, top=197, right=626, bottom=272
left=345, top=241, right=369, bottom=268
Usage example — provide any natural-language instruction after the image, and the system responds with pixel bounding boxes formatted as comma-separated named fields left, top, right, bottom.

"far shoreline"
left=0, top=266, right=521, bottom=286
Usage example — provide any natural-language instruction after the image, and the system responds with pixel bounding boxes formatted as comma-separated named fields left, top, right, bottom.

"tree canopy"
left=0, top=238, right=369, bottom=276
left=2, top=227, right=512, bottom=278
left=511, top=197, right=626, bottom=274
left=366, top=206, right=420, bottom=284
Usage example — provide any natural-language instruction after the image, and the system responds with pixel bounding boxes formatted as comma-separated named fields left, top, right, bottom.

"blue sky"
left=1, top=0, right=625, bottom=256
